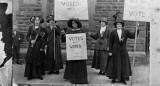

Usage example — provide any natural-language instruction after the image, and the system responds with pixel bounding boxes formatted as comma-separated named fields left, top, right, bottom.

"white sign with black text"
left=66, top=33, right=87, bottom=60
left=123, top=0, right=150, bottom=22
left=54, top=0, right=88, bottom=20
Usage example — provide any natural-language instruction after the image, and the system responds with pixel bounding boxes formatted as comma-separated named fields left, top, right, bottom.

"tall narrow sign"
left=150, top=0, right=160, bottom=85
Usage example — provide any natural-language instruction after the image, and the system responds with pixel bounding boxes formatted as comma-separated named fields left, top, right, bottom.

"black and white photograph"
left=2, top=0, right=160, bottom=86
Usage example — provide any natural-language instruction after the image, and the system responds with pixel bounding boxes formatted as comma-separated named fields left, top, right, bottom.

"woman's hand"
left=107, top=47, right=109, bottom=51
left=88, top=31, right=92, bottom=35
left=109, top=53, right=112, bottom=56
left=18, top=38, right=21, bottom=40
left=45, top=45, right=47, bottom=49
left=40, top=48, right=43, bottom=51
left=31, top=40, right=36, bottom=44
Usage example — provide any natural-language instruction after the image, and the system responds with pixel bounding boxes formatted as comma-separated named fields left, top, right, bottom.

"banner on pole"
left=54, top=0, right=88, bottom=20
left=123, top=0, right=150, bottom=22
left=66, top=33, right=87, bottom=60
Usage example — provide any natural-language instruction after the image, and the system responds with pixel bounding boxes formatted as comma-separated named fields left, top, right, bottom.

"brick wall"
left=13, top=0, right=147, bottom=64
left=13, top=0, right=146, bottom=51
left=93, top=0, right=146, bottom=52
left=13, top=0, right=48, bottom=48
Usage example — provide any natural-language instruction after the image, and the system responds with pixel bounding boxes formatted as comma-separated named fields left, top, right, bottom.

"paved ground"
left=13, top=64, right=149, bottom=86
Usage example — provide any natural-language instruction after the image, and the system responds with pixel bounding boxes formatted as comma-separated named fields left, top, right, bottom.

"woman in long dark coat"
left=24, top=16, right=46, bottom=80
left=90, top=17, right=110, bottom=75
left=45, top=15, right=63, bottom=74
left=106, top=15, right=139, bottom=85
left=63, top=18, right=88, bottom=84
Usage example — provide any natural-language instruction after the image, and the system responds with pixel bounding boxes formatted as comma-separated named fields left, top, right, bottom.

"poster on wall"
left=54, top=0, right=88, bottom=20
left=66, top=33, right=87, bottom=60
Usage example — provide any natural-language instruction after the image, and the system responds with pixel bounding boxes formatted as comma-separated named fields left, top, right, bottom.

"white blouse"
left=100, top=26, right=106, bottom=37
left=35, top=26, right=39, bottom=29
left=117, top=29, right=122, bottom=40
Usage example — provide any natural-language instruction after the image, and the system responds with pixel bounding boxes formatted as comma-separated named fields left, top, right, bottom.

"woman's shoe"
left=38, top=76, right=43, bottom=80
left=55, top=71, right=60, bottom=74
left=121, top=80, right=127, bottom=85
left=98, top=71, right=103, bottom=75
left=111, top=79, right=116, bottom=84
left=27, top=77, right=33, bottom=80
left=102, top=72, right=105, bottom=75
left=48, top=71, right=55, bottom=74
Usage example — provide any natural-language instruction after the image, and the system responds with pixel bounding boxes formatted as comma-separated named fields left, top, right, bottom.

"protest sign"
left=123, top=0, right=150, bottom=22
left=66, top=33, right=87, bottom=60
left=54, top=0, right=88, bottom=20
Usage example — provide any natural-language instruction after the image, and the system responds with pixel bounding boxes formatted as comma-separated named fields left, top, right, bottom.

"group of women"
left=24, top=15, right=63, bottom=80
left=24, top=12, right=139, bottom=85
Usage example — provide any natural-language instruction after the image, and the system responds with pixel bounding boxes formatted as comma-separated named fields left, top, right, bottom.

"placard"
left=123, top=0, right=150, bottom=22
left=54, top=0, right=88, bottom=20
left=66, top=33, right=87, bottom=60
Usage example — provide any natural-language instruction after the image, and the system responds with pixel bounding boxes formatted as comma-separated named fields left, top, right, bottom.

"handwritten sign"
left=123, top=0, right=150, bottom=22
left=54, top=0, right=88, bottom=20
left=66, top=33, right=87, bottom=60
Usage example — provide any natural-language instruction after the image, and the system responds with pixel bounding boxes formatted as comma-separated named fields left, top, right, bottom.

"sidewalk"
left=13, top=64, right=149, bottom=86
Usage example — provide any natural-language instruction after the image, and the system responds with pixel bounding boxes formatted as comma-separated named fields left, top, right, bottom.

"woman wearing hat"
left=24, top=16, right=46, bottom=80
left=89, top=17, right=110, bottom=75
left=44, top=15, right=63, bottom=74
left=106, top=13, right=140, bottom=85
left=63, top=18, right=88, bottom=84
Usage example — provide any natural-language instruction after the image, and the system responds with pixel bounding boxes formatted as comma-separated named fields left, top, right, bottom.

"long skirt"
left=106, top=50, right=132, bottom=81
left=24, top=42, right=45, bottom=78
left=91, top=50, right=108, bottom=72
left=45, top=38, right=63, bottom=71
left=64, top=60, right=88, bottom=84
left=24, top=62, right=45, bottom=77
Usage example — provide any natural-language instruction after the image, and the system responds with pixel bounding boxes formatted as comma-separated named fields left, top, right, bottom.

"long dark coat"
left=45, top=25, right=63, bottom=71
left=91, top=27, right=110, bottom=72
left=106, top=28, right=139, bottom=81
left=12, top=31, right=24, bottom=62
left=63, top=28, right=88, bottom=84
left=24, top=26, right=46, bottom=78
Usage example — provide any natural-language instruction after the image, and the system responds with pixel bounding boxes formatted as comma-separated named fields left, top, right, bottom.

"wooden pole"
left=53, top=0, right=55, bottom=62
left=130, top=21, right=139, bottom=86
left=52, top=0, right=56, bottom=63
left=54, top=25, right=55, bottom=61
left=11, top=58, right=13, bottom=86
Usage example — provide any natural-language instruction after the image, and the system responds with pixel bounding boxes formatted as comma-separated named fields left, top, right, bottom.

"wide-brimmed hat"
left=0, top=3, right=8, bottom=12
left=113, top=12, right=125, bottom=26
left=113, top=19, right=125, bottom=26
left=46, top=15, right=56, bottom=23
left=30, top=16, right=44, bottom=23
left=67, top=18, right=82, bottom=28
left=99, top=17, right=108, bottom=23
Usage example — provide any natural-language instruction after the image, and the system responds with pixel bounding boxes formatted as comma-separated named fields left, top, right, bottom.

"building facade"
left=13, top=0, right=149, bottom=65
